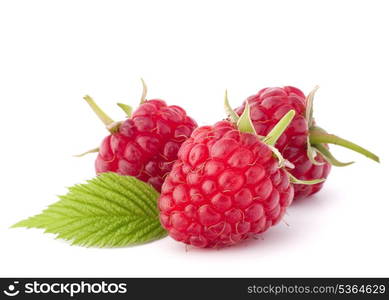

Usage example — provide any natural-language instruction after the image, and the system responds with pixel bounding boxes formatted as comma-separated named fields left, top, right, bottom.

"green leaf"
left=12, top=173, right=167, bottom=247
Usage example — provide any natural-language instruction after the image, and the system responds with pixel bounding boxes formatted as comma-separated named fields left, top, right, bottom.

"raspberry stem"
left=309, top=126, right=380, bottom=163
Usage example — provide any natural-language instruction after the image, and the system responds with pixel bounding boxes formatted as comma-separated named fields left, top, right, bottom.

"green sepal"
left=307, top=136, right=325, bottom=166
left=267, top=145, right=295, bottom=169
left=140, top=78, right=148, bottom=104
left=73, top=147, right=100, bottom=157
left=305, top=87, right=322, bottom=166
left=230, top=97, right=322, bottom=186
left=305, top=85, right=319, bottom=128
left=83, top=95, right=118, bottom=133
left=83, top=95, right=115, bottom=126
left=309, top=126, right=380, bottom=163
left=117, top=103, right=133, bottom=117
left=287, top=171, right=325, bottom=185
left=263, top=110, right=296, bottom=146
left=224, top=90, right=239, bottom=122
left=237, top=100, right=256, bottom=134
left=313, top=143, right=354, bottom=167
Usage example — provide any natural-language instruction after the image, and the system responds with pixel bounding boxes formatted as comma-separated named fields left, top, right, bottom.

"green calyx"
left=305, top=85, right=319, bottom=128
left=306, top=135, right=325, bottom=166
left=236, top=100, right=257, bottom=134
left=224, top=90, right=239, bottom=123
left=83, top=95, right=116, bottom=130
left=305, top=86, right=325, bottom=166
left=73, top=147, right=100, bottom=157
left=228, top=96, right=321, bottom=185
left=83, top=79, right=148, bottom=132
left=313, top=143, right=354, bottom=167
left=83, top=95, right=121, bottom=134
left=309, top=126, right=379, bottom=163
left=78, top=79, right=148, bottom=157
left=235, top=99, right=295, bottom=148
left=140, top=78, right=148, bottom=104
left=305, top=87, right=380, bottom=166
left=288, top=172, right=324, bottom=185
left=117, top=103, right=133, bottom=117
left=263, top=110, right=296, bottom=146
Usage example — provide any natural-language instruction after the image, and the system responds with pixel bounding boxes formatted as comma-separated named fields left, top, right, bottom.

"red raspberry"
left=235, top=87, right=328, bottom=199
left=158, top=120, right=294, bottom=248
left=96, top=100, right=197, bottom=191
left=235, top=86, right=378, bottom=200
left=82, top=83, right=197, bottom=192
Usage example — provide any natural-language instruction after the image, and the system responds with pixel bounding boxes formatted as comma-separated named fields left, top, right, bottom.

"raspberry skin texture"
left=95, top=99, right=197, bottom=192
left=158, top=121, right=294, bottom=248
left=235, top=87, right=331, bottom=200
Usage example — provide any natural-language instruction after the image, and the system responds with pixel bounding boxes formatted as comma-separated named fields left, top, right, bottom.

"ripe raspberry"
left=82, top=83, right=197, bottom=192
left=158, top=109, right=296, bottom=248
left=234, top=86, right=379, bottom=200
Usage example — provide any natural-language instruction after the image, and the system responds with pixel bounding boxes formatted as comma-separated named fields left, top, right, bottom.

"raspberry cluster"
left=81, top=82, right=378, bottom=248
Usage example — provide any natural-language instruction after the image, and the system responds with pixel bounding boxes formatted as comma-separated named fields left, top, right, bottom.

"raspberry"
left=234, top=86, right=379, bottom=200
left=82, top=83, right=197, bottom=192
left=158, top=108, right=296, bottom=248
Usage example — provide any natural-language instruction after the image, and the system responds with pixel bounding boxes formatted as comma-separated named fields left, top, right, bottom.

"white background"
left=1, top=0, right=388, bottom=277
